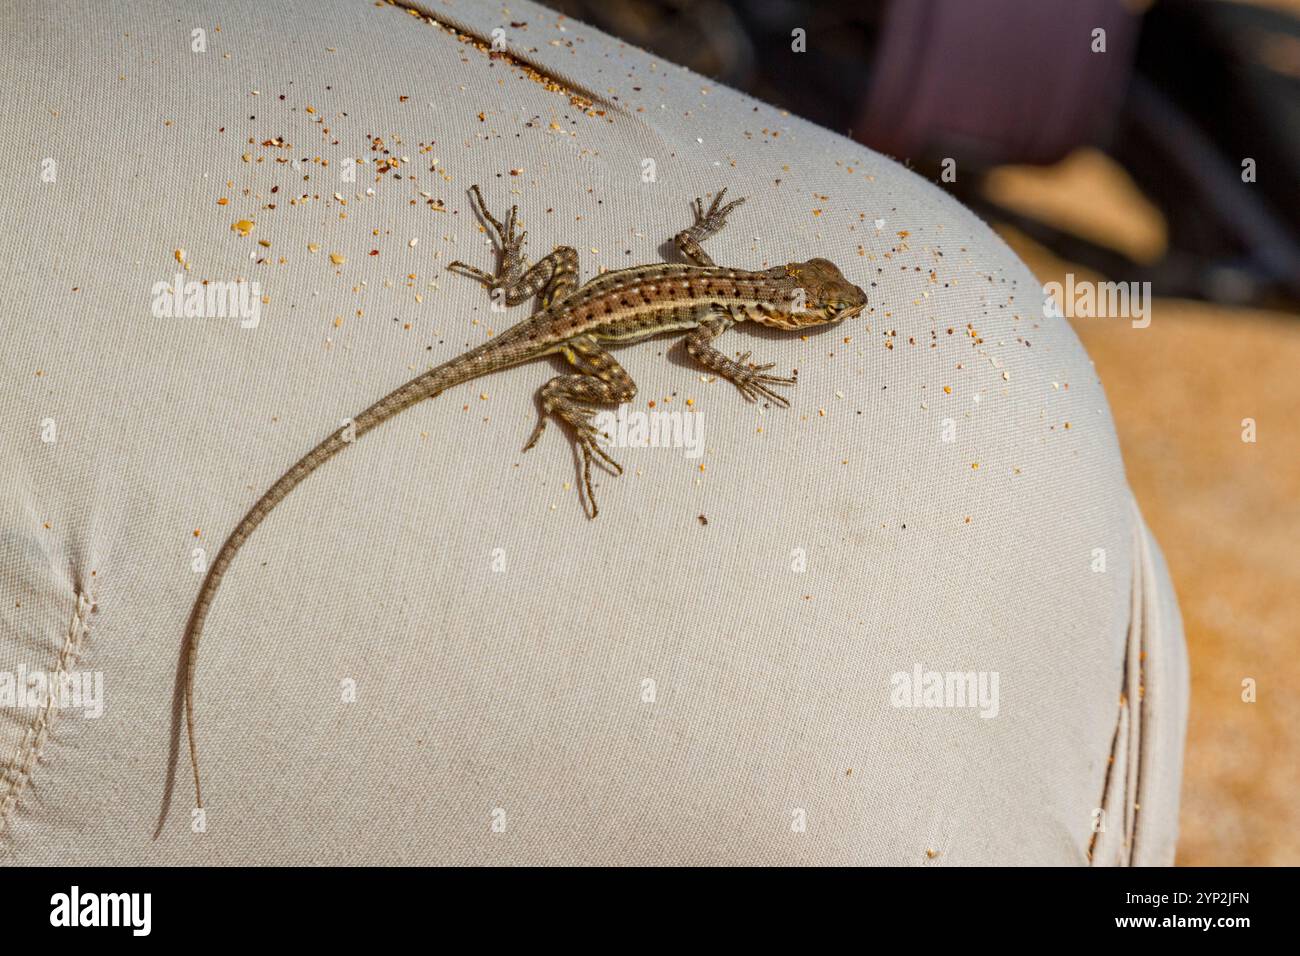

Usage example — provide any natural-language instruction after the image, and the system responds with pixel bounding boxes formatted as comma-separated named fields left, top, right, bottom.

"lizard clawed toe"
left=737, top=376, right=793, bottom=407
left=468, top=185, right=508, bottom=242
left=734, top=351, right=779, bottom=374
left=522, top=416, right=547, bottom=452
left=691, top=189, right=746, bottom=233
left=580, top=431, right=622, bottom=474
left=728, top=352, right=795, bottom=407
left=574, top=429, right=622, bottom=520
left=572, top=414, right=622, bottom=518
left=567, top=412, right=621, bottom=473
left=445, top=260, right=496, bottom=287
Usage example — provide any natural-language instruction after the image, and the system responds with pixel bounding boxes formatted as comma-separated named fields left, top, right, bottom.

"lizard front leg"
left=448, top=184, right=580, bottom=308
left=673, top=189, right=746, bottom=267
left=524, top=335, right=636, bottom=518
left=685, top=314, right=796, bottom=408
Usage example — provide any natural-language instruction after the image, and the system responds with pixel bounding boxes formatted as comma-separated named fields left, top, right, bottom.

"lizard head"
left=756, top=258, right=867, bottom=329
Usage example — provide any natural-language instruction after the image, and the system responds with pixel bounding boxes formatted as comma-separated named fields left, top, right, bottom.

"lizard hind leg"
left=524, top=335, right=636, bottom=518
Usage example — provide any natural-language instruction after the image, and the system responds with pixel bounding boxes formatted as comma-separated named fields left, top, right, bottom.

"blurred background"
left=545, top=0, right=1300, bottom=864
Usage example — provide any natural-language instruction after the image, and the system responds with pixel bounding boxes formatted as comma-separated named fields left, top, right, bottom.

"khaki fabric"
left=0, top=0, right=1187, bottom=864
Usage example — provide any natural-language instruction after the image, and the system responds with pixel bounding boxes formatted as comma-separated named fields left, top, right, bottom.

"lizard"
left=177, top=185, right=867, bottom=813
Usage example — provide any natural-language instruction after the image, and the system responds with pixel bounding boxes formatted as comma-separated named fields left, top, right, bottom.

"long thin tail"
left=182, top=345, right=503, bottom=809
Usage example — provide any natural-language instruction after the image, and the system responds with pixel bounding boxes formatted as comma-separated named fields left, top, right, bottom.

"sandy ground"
left=989, top=151, right=1299, bottom=865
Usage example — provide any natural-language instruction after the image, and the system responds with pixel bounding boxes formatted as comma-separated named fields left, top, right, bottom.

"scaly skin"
left=177, top=185, right=866, bottom=814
